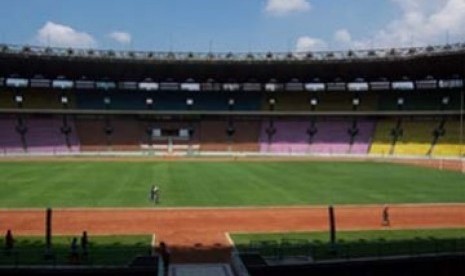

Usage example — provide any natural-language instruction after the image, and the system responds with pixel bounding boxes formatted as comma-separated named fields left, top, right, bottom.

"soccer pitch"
left=0, top=160, right=464, bottom=208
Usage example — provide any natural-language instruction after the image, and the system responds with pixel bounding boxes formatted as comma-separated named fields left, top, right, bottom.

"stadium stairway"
left=169, top=264, right=234, bottom=276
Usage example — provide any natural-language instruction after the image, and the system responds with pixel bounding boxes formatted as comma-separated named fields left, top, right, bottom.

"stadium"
left=1, top=2, right=465, bottom=274
left=0, top=42, right=464, bottom=275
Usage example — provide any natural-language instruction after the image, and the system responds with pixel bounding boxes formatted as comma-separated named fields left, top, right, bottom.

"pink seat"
left=259, top=120, right=375, bottom=155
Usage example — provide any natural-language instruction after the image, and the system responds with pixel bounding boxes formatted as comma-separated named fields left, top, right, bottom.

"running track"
left=1, top=204, right=465, bottom=263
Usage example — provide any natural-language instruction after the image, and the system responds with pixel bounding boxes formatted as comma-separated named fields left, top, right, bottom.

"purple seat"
left=0, top=118, right=25, bottom=154
left=259, top=120, right=375, bottom=155
left=25, top=118, right=80, bottom=153
left=0, top=117, right=80, bottom=154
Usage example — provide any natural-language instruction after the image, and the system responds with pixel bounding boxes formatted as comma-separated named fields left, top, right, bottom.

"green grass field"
left=0, top=235, right=151, bottom=266
left=231, top=229, right=465, bottom=260
left=0, top=161, right=464, bottom=207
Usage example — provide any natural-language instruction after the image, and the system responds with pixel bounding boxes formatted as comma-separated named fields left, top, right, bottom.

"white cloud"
left=334, top=29, right=352, bottom=44
left=36, top=21, right=96, bottom=48
left=108, top=31, right=132, bottom=45
left=295, top=36, right=327, bottom=52
left=367, top=0, right=465, bottom=48
left=296, top=0, right=465, bottom=51
left=265, top=0, right=311, bottom=16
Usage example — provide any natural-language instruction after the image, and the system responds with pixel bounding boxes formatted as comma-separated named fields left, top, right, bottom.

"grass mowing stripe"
left=0, top=161, right=463, bottom=207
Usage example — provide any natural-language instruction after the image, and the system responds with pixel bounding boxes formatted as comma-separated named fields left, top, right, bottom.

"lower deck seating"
left=75, top=119, right=109, bottom=151
left=431, top=121, right=465, bottom=156
left=110, top=120, right=144, bottom=151
left=259, top=119, right=375, bottom=155
left=370, top=119, right=448, bottom=156
left=393, top=120, right=435, bottom=156
left=370, top=120, right=397, bottom=155
left=25, top=117, right=79, bottom=153
left=1, top=114, right=462, bottom=157
left=199, top=120, right=261, bottom=152
left=76, top=118, right=145, bottom=151
left=0, top=117, right=79, bottom=154
left=0, top=118, right=24, bottom=154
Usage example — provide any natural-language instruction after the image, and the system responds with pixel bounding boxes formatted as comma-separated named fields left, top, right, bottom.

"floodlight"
left=397, top=97, right=404, bottom=106
left=442, top=97, right=450, bottom=105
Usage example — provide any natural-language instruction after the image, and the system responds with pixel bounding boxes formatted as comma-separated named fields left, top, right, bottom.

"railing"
left=1, top=43, right=465, bottom=63
left=0, top=108, right=463, bottom=117
left=237, top=237, right=465, bottom=261
left=0, top=246, right=151, bottom=267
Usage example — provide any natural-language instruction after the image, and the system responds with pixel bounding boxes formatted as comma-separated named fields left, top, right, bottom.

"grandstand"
left=0, top=43, right=464, bottom=158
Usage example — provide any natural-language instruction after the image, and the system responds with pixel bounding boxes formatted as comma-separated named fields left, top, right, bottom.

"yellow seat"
left=393, top=121, right=434, bottom=156
left=432, top=121, right=465, bottom=157
left=370, top=120, right=395, bottom=155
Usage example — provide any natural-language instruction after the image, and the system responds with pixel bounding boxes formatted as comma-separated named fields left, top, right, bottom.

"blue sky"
left=0, top=0, right=464, bottom=52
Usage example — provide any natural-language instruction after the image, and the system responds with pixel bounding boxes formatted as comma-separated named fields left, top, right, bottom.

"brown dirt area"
left=1, top=204, right=464, bottom=263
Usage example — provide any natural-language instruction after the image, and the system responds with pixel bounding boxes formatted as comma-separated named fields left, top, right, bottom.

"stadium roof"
left=1, top=43, right=465, bottom=63
left=0, top=43, right=464, bottom=82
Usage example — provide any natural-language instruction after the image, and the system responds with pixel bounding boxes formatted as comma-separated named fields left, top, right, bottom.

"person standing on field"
left=150, top=185, right=159, bottom=204
left=382, top=205, right=390, bottom=226
left=149, top=185, right=156, bottom=201
left=153, top=186, right=160, bottom=204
